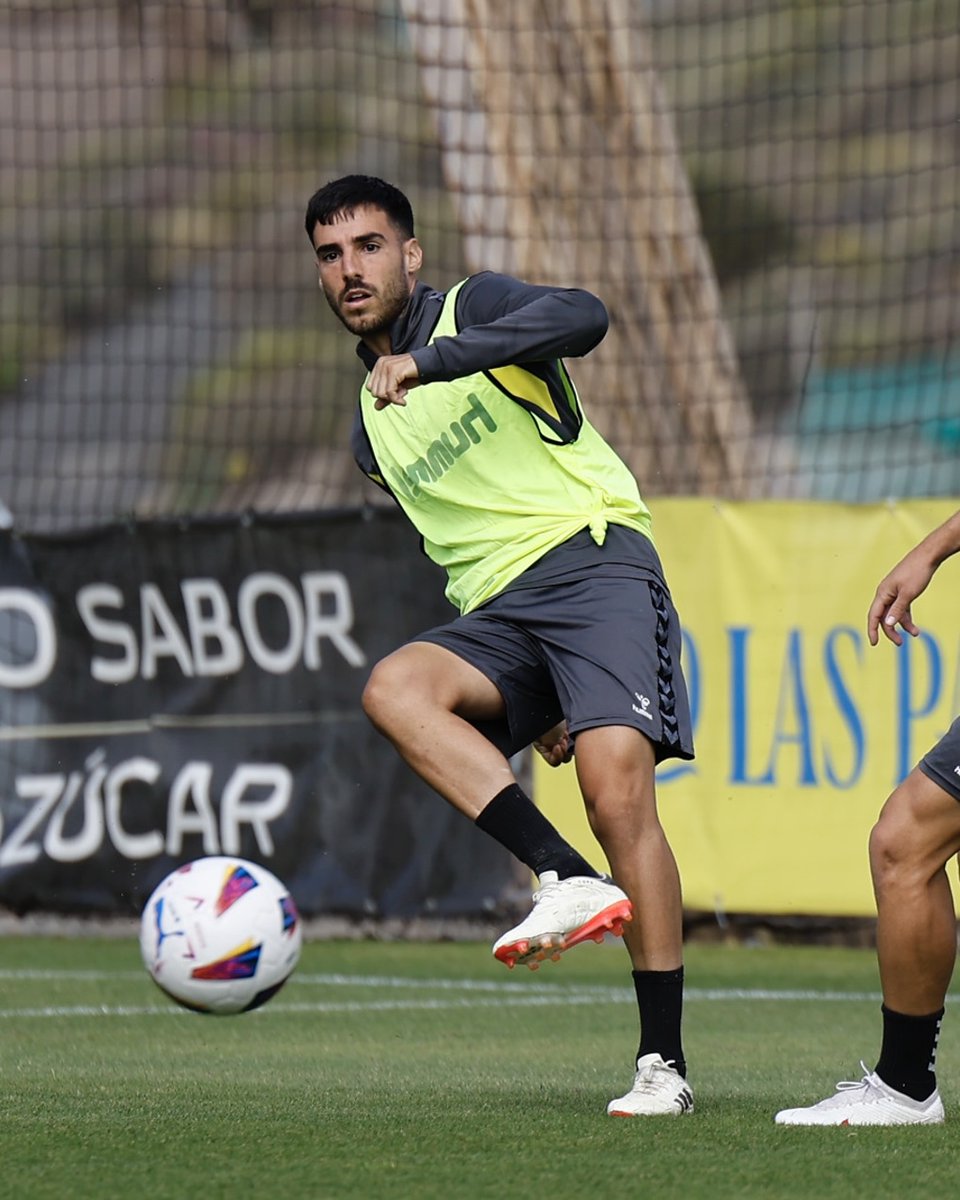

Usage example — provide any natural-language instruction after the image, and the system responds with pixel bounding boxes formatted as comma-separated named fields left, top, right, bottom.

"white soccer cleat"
left=774, top=1064, right=945, bottom=1126
left=607, top=1053, right=694, bottom=1117
left=492, top=871, right=632, bottom=970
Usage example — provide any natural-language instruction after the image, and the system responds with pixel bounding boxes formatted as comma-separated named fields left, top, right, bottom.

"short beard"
left=325, top=276, right=410, bottom=339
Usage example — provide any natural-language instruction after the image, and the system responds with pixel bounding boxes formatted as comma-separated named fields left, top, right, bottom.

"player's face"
left=310, top=205, right=421, bottom=342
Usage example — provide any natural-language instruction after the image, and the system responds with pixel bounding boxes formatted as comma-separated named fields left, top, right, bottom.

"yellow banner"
left=535, top=499, right=960, bottom=916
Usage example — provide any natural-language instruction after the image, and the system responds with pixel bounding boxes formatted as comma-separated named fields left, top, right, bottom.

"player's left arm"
left=366, top=273, right=607, bottom=410
left=413, top=272, right=608, bottom=383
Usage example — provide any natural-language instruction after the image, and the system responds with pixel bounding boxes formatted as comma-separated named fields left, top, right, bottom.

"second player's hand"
left=368, top=353, right=421, bottom=409
left=867, top=554, right=932, bottom=647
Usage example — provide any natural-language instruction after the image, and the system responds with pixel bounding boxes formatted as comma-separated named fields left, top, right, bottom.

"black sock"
left=875, top=1004, right=943, bottom=1101
left=474, top=784, right=600, bottom=880
left=633, top=967, right=686, bottom=1077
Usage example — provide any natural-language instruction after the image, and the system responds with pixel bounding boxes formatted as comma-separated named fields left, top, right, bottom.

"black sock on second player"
left=875, top=1004, right=943, bottom=1101
left=633, top=966, right=686, bottom=1077
left=474, top=784, right=600, bottom=880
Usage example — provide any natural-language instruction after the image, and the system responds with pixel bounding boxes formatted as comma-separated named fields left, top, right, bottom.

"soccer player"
left=305, top=174, right=696, bottom=1118
left=776, top=508, right=960, bottom=1126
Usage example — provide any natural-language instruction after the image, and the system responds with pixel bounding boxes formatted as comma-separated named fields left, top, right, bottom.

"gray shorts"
left=919, top=716, right=960, bottom=801
left=413, top=528, right=694, bottom=764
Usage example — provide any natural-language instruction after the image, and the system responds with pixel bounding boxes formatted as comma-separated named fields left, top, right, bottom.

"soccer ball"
left=140, top=856, right=302, bottom=1014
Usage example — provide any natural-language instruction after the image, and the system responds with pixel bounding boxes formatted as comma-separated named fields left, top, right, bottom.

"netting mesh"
left=1, top=0, right=958, bottom=533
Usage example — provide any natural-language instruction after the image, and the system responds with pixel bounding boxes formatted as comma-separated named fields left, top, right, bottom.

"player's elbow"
left=570, top=290, right=608, bottom=354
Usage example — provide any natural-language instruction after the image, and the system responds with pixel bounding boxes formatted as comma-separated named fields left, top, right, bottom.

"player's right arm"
left=868, top=508, right=960, bottom=646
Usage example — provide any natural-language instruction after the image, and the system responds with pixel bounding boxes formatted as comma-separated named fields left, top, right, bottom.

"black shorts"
left=918, top=716, right=960, bottom=802
left=412, top=526, right=695, bottom=764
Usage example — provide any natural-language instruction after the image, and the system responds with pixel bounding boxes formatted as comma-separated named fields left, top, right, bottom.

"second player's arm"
left=868, top=509, right=960, bottom=646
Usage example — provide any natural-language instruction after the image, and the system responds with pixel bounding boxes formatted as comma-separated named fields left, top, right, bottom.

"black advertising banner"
left=0, top=510, right=515, bottom=917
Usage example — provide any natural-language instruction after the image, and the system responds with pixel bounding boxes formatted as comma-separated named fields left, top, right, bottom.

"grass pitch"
left=1, top=936, right=957, bottom=1200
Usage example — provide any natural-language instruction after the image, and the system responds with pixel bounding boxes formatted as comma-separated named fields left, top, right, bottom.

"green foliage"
left=162, top=323, right=354, bottom=510
left=691, top=174, right=796, bottom=283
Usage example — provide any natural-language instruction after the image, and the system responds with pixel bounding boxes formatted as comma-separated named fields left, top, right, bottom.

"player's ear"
left=404, top=238, right=423, bottom=275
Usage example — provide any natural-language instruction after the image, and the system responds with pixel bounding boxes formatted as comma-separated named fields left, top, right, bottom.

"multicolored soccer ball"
left=140, top=856, right=302, bottom=1014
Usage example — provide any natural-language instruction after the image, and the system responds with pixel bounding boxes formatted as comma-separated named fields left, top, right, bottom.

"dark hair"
left=304, top=175, right=415, bottom=247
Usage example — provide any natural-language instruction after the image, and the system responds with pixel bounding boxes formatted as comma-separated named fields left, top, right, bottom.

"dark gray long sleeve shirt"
left=351, top=273, right=608, bottom=489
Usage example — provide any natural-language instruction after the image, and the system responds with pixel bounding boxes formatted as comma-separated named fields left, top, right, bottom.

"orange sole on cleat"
left=563, top=899, right=634, bottom=951
left=493, top=900, right=634, bottom=970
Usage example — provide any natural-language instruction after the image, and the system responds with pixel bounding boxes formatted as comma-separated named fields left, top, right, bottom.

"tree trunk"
left=401, top=0, right=755, bottom=497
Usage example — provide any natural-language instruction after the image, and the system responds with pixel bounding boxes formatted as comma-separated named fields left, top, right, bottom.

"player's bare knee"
left=869, top=809, right=933, bottom=898
left=868, top=817, right=902, bottom=893
left=582, top=793, right=612, bottom=844
left=360, top=673, right=387, bottom=732
left=362, top=649, right=456, bottom=736
left=583, top=787, right=655, bottom=847
left=361, top=655, right=408, bottom=732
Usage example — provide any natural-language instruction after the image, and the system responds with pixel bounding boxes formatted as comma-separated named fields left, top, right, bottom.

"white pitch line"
left=0, top=996, right=609, bottom=1020
left=0, top=990, right=892, bottom=1020
left=0, top=969, right=146, bottom=981
left=0, top=965, right=900, bottom=1020
left=292, top=975, right=891, bottom=1003
left=0, top=967, right=891, bottom=1005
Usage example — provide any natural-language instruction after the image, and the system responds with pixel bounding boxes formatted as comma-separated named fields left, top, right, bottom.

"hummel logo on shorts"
left=632, top=692, right=653, bottom=720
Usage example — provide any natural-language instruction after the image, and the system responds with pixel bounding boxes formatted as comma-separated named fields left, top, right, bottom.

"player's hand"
left=533, top=721, right=574, bottom=767
left=367, top=354, right=420, bottom=409
left=866, top=550, right=935, bottom=647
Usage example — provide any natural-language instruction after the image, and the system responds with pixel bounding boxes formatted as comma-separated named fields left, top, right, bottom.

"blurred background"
left=2, top=0, right=958, bottom=534
left=1, top=0, right=959, bottom=922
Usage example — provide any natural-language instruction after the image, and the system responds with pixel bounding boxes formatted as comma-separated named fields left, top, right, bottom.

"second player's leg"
left=869, top=767, right=960, bottom=1014
left=774, top=767, right=960, bottom=1127
left=573, top=725, right=683, bottom=971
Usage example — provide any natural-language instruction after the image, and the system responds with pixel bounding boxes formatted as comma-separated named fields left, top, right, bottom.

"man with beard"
left=304, top=174, right=695, bottom=1118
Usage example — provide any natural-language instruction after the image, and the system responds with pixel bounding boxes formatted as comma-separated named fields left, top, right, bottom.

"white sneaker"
left=492, top=872, right=632, bottom=970
left=607, top=1054, right=694, bottom=1117
left=774, top=1063, right=945, bottom=1126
